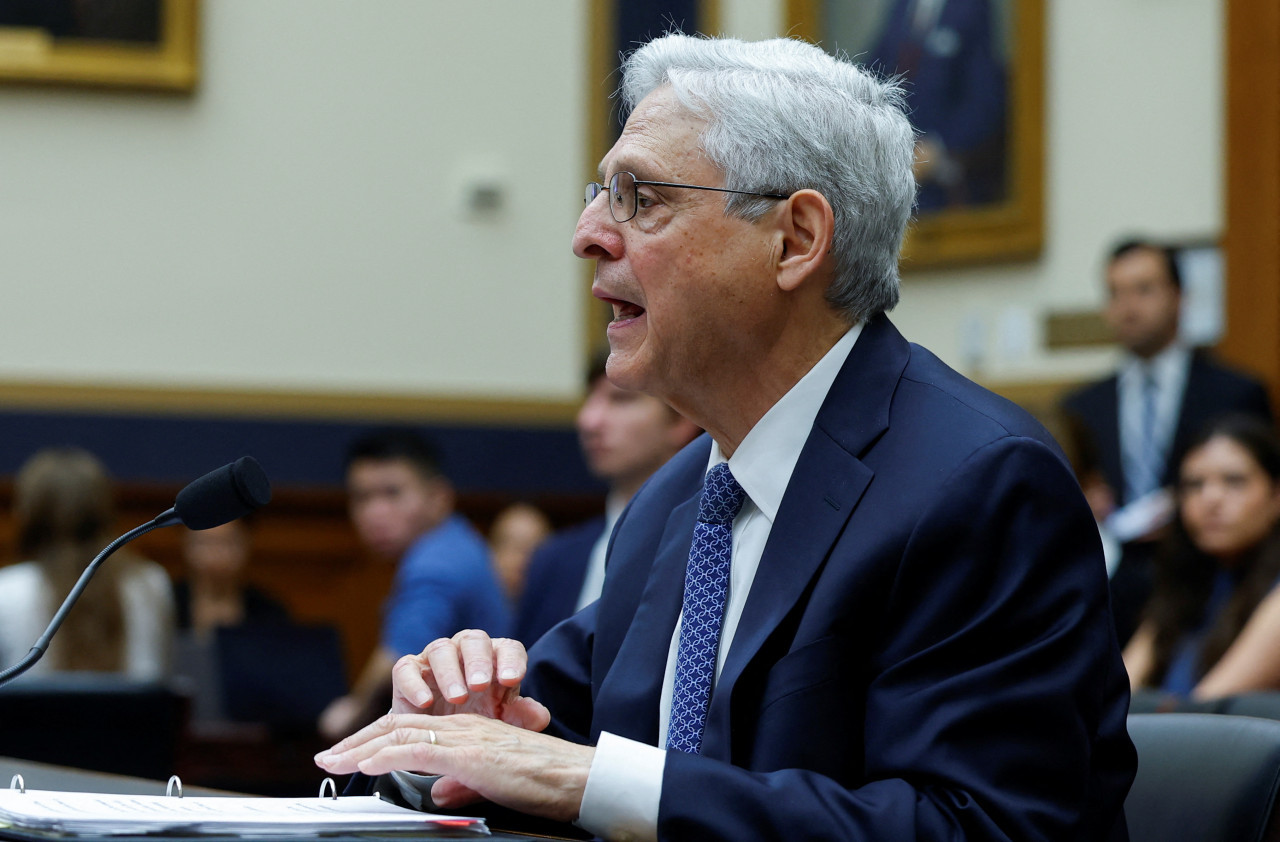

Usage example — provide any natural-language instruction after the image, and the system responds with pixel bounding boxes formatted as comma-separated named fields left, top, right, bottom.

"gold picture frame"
left=0, top=0, right=197, bottom=92
left=786, top=0, right=1044, bottom=269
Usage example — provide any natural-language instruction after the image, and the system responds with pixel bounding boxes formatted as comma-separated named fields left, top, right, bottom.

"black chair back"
left=0, top=675, right=186, bottom=781
left=1126, top=713, right=1280, bottom=842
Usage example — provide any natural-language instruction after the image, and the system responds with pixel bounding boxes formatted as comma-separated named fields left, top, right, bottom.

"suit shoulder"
left=1193, top=350, right=1268, bottom=389
left=898, top=343, right=1063, bottom=456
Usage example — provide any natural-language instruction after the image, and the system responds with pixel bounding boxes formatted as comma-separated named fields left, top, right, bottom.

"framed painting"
left=786, top=0, right=1044, bottom=268
left=0, top=0, right=197, bottom=92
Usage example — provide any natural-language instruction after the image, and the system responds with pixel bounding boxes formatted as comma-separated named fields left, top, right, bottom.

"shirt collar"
left=707, top=322, right=864, bottom=523
left=1120, top=341, right=1190, bottom=388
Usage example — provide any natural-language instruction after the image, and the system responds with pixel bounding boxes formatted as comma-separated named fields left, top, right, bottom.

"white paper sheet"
left=0, top=789, right=486, bottom=836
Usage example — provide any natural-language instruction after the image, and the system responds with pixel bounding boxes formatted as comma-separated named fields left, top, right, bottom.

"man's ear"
left=774, top=189, right=835, bottom=292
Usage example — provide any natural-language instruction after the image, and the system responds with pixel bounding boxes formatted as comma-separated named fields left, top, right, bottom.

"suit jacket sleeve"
left=652, top=436, right=1131, bottom=841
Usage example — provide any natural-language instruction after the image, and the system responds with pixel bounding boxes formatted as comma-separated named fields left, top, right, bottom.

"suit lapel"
left=702, top=315, right=909, bottom=758
left=592, top=489, right=700, bottom=745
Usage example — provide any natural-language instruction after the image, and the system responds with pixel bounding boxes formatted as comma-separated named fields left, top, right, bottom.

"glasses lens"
left=585, top=182, right=603, bottom=205
left=609, top=172, right=636, bottom=223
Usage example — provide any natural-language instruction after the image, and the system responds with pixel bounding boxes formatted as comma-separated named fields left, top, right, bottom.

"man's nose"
left=573, top=192, right=622, bottom=259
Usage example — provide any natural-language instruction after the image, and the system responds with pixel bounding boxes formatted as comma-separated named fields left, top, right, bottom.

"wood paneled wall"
left=0, top=483, right=602, bottom=685
left=1221, top=0, right=1280, bottom=404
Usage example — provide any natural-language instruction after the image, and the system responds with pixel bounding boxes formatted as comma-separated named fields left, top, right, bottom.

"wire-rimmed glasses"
left=584, top=171, right=789, bottom=223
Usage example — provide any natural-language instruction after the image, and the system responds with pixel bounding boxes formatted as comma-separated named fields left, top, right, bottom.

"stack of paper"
left=0, top=789, right=486, bottom=836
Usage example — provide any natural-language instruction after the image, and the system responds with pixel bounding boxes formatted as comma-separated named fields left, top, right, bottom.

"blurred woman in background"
left=174, top=518, right=288, bottom=639
left=1125, top=414, right=1280, bottom=699
left=0, top=447, right=174, bottom=679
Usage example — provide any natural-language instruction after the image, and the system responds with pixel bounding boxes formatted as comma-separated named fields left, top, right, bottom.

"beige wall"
left=0, top=0, right=588, bottom=402
left=0, top=0, right=1223, bottom=409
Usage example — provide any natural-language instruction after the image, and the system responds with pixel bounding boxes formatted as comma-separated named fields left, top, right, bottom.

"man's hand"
left=316, top=630, right=583, bottom=816
left=315, top=712, right=594, bottom=822
left=388, top=630, right=546, bottom=726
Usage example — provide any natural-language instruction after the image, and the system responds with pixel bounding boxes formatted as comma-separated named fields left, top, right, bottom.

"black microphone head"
left=173, top=456, right=272, bottom=530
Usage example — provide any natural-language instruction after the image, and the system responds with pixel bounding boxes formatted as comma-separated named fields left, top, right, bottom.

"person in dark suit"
left=317, top=33, right=1135, bottom=840
left=514, top=355, right=700, bottom=646
left=1062, top=239, right=1273, bottom=645
left=864, top=0, right=1007, bottom=211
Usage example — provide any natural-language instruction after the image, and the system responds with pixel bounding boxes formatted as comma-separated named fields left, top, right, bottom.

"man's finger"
left=454, top=629, right=496, bottom=693
left=499, top=696, right=552, bottom=732
left=492, top=637, right=529, bottom=685
left=391, top=653, right=435, bottom=709
left=315, top=714, right=439, bottom=774
left=424, top=637, right=470, bottom=703
left=430, top=776, right=484, bottom=809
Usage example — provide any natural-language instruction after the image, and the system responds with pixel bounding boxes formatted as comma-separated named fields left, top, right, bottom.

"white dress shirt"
left=575, top=495, right=625, bottom=612
left=577, top=323, right=863, bottom=842
left=0, top=558, right=174, bottom=680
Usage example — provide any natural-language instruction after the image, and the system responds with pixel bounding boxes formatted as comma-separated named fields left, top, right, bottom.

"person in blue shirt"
left=1125, top=414, right=1280, bottom=700
left=317, top=429, right=511, bottom=740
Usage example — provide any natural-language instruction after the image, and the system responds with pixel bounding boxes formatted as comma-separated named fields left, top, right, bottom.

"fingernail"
left=448, top=683, right=466, bottom=699
left=499, top=668, right=517, bottom=681
left=415, top=690, right=432, bottom=707
left=470, top=672, right=487, bottom=686
left=314, top=753, right=332, bottom=766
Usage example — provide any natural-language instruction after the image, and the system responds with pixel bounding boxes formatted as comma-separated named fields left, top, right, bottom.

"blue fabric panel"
left=0, top=409, right=604, bottom=494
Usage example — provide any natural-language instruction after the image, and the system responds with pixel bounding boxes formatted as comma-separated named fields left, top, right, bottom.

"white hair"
left=620, top=33, right=917, bottom=321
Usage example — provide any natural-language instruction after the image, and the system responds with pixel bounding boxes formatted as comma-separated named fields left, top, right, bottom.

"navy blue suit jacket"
left=1062, top=349, right=1273, bottom=506
left=525, top=315, right=1135, bottom=840
left=513, top=517, right=605, bottom=647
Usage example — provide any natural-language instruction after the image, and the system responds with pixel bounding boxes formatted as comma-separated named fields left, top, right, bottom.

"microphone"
left=165, top=455, right=273, bottom=531
left=0, top=456, right=272, bottom=688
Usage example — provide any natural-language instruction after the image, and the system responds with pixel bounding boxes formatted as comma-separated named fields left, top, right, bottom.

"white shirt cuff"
left=577, top=731, right=665, bottom=842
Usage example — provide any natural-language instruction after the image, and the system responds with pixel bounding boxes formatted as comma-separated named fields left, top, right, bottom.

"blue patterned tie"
left=667, top=463, right=746, bottom=755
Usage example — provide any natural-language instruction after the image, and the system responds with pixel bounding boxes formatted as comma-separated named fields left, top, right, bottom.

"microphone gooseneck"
left=0, top=456, right=272, bottom=688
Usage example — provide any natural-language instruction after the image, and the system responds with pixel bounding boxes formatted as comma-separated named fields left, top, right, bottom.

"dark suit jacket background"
left=514, top=517, right=604, bottom=646
left=1061, top=349, right=1273, bottom=504
left=526, top=315, right=1135, bottom=841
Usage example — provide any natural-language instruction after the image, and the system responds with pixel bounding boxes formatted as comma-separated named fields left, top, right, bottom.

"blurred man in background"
left=1062, top=238, right=1273, bottom=644
left=317, top=429, right=510, bottom=740
left=515, top=356, right=700, bottom=645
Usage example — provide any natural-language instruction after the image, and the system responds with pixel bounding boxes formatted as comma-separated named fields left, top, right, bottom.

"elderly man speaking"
left=317, top=33, right=1136, bottom=842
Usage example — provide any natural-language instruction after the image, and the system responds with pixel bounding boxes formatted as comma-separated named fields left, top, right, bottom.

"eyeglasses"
left=584, top=171, right=789, bottom=223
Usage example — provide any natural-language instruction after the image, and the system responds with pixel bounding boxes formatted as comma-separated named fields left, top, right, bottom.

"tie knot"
left=699, top=463, right=746, bottom=526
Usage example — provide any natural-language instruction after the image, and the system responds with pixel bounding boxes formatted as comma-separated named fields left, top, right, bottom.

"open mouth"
left=611, top=299, right=646, bottom=323
left=598, top=294, right=645, bottom=324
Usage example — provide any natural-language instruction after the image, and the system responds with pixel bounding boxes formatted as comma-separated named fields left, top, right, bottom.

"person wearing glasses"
left=318, top=33, right=1135, bottom=841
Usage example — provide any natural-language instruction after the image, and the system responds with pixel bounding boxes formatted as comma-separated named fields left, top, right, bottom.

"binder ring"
left=319, top=777, right=337, bottom=800
left=166, top=775, right=183, bottom=798
left=8, top=775, right=23, bottom=793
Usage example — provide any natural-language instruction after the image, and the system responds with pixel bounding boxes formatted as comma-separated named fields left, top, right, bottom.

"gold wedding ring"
left=428, top=729, right=438, bottom=746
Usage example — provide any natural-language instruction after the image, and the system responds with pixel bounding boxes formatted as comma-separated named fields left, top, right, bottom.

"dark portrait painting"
left=789, top=0, right=1043, bottom=267
left=844, top=0, right=1011, bottom=213
left=0, top=0, right=195, bottom=90
left=0, top=0, right=161, bottom=43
